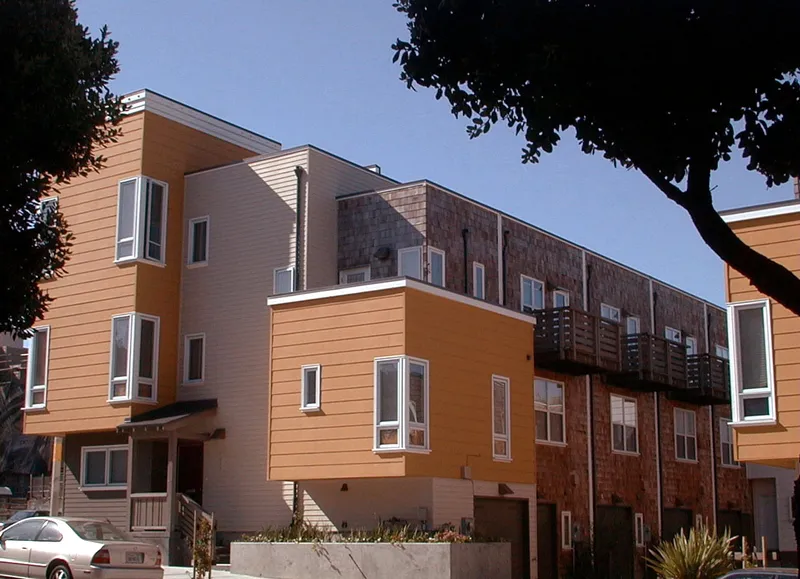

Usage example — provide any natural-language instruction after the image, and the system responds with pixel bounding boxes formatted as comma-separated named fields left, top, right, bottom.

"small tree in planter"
left=645, top=523, right=735, bottom=579
left=193, top=517, right=213, bottom=579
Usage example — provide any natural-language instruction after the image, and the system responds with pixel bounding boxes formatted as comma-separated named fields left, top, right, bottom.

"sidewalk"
left=163, top=565, right=269, bottom=579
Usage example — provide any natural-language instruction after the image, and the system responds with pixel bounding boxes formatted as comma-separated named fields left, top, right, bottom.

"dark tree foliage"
left=0, top=0, right=121, bottom=337
left=393, top=0, right=800, bottom=317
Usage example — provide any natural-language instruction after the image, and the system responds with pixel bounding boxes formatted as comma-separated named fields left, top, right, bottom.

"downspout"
left=707, top=307, right=719, bottom=529
left=653, top=286, right=664, bottom=538
left=462, top=228, right=469, bottom=294
left=586, top=261, right=597, bottom=538
left=294, top=166, right=305, bottom=291
left=502, top=231, right=510, bottom=306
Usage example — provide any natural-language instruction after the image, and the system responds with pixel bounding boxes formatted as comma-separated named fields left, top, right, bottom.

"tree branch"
left=638, top=165, right=691, bottom=209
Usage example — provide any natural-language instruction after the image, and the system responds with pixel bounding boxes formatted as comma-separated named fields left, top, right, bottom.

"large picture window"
left=109, top=313, right=159, bottom=402
left=374, top=356, right=429, bottom=451
left=115, top=177, right=169, bottom=265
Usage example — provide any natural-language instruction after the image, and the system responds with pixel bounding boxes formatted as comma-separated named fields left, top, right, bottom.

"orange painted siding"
left=267, top=285, right=536, bottom=483
left=726, top=212, right=800, bottom=464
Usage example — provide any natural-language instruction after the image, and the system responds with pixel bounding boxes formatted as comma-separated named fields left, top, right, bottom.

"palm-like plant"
left=646, top=522, right=735, bottom=579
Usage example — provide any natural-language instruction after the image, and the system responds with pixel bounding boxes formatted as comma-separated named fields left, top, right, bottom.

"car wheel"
left=48, top=563, right=72, bottom=579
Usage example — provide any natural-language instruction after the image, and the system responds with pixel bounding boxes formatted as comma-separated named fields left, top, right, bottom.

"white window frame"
left=715, top=344, right=729, bottom=360
left=398, top=246, right=423, bottom=280
left=273, top=266, right=295, bottom=295
left=685, top=335, right=698, bottom=356
left=183, top=333, right=206, bottom=385
left=601, top=303, right=621, bottom=323
left=635, top=513, right=645, bottom=547
left=553, top=290, right=570, bottom=308
left=427, top=246, right=446, bottom=286
left=626, top=315, right=641, bottom=335
left=300, top=364, right=322, bottom=412
left=561, top=511, right=573, bottom=550
left=80, top=445, right=128, bottom=490
left=534, top=378, right=566, bottom=445
left=187, top=216, right=210, bottom=267
left=674, top=408, right=698, bottom=463
left=611, top=394, right=639, bottom=454
left=24, top=326, right=50, bottom=410
left=727, top=299, right=776, bottom=425
left=114, top=176, right=169, bottom=266
left=339, top=266, right=371, bottom=285
left=719, top=418, right=739, bottom=468
left=492, top=375, right=512, bottom=461
left=373, top=356, right=430, bottom=453
left=521, top=275, right=544, bottom=313
left=473, top=262, right=485, bottom=300
left=108, top=313, right=159, bottom=403
left=665, top=326, right=682, bottom=343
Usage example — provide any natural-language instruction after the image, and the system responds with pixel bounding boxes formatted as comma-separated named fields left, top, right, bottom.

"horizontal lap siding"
left=180, top=150, right=309, bottom=532
left=268, top=290, right=407, bottom=481
left=24, top=115, right=144, bottom=435
left=403, top=289, right=536, bottom=484
left=727, top=214, right=800, bottom=463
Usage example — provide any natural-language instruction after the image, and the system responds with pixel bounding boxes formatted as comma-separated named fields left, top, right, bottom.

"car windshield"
left=67, top=521, right=130, bottom=542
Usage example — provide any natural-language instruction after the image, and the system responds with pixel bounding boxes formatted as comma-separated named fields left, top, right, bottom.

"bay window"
left=374, top=356, right=429, bottom=451
left=109, top=313, right=159, bottom=402
left=115, top=176, right=169, bottom=265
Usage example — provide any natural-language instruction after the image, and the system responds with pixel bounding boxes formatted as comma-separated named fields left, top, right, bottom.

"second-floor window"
left=601, top=303, right=621, bottom=323
left=521, top=276, right=544, bottom=313
left=473, top=262, right=485, bottom=300
left=184, top=334, right=205, bottom=384
left=428, top=247, right=445, bottom=286
left=685, top=336, right=698, bottom=356
left=715, top=345, right=729, bottom=359
left=374, top=356, right=429, bottom=451
left=187, top=216, right=209, bottom=266
left=115, top=176, right=168, bottom=265
left=626, top=316, right=641, bottom=335
left=719, top=418, right=738, bottom=467
left=674, top=408, right=697, bottom=461
left=611, top=394, right=638, bottom=453
left=553, top=290, right=570, bottom=308
left=109, top=313, right=159, bottom=402
left=398, top=247, right=423, bottom=280
left=301, top=364, right=321, bottom=411
left=535, top=378, right=565, bottom=444
left=274, top=266, right=295, bottom=295
left=339, top=267, right=370, bottom=284
left=24, top=326, right=50, bottom=409
left=665, top=326, right=682, bottom=343
left=492, top=375, right=511, bottom=460
left=728, top=300, right=775, bottom=423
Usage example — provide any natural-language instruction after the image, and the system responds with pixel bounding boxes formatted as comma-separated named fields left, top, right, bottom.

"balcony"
left=534, top=307, right=623, bottom=375
left=668, top=354, right=731, bottom=405
left=608, top=334, right=688, bottom=392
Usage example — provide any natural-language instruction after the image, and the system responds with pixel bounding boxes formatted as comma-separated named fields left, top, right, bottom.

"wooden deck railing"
left=686, top=354, right=731, bottom=402
left=620, top=334, right=688, bottom=390
left=130, top=492, right=169, bottom=531
left=534, top=307, right=622, bottom=374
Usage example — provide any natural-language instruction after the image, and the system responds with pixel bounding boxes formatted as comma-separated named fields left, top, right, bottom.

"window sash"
left=301, top=364, right=321, bottom=410
left=115, top=179, right=138, bottom=261
left=492, top=375, right=511, bottom=459
left=274, top=266, right=295, bottom=295
left=25, top=327, right=50, bottom=408
left=719, top=418, right=738, bottom=466
left=685, top=336, right=698, bottom=356
left=601, top=303, right=621, bottom=323
left=144, top=180, right=167, bottom=262
left=611, top=395, right=638, bottom=453
left=665, top=327, right=682, bottom=343
left=114, top=177, right=168, bottom=264
left=635, top=513, right=645, bottom=547
left=715, top=345, right=729, bottom=360
left=626, top=316, right=641, bottom=335
left=553, top=290, right=569, bottom=308
left=398, top=247, right=423, bottom=280
left=535, top=378, right=565, bottom=444
left=521, top=276, right=544, bottom=312
left=373, top=356, right=430, bottom=451
left=81, top=445, right=128, bottom=488
left=473, top=262, right=485, bottom=300
left=184, top=335, right=205, bottom=383
left=561, top=511, right=572, bottom=550
left=188, top=217, right=209, bottom=265
left=109, top=313, right=159, bottom=402
left=728, top=300, right=775, bottom=423
left=675, top=409, right=697, bottom=461
left=427, top=247, right=445, bottom=287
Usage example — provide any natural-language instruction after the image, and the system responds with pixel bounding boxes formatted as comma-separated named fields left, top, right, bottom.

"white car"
left=0, top=517, right=163, bottom=579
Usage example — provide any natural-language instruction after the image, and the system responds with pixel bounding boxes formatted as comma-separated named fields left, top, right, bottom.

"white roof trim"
left=721, top=202, right=800, bottom=224
left=122, top=90, right=281, bottom=155
left=267, top=278, right=537, bottom=324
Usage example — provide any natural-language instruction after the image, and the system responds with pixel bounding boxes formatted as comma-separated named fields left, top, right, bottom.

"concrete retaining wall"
left=231, top=541, right=511, bottom=579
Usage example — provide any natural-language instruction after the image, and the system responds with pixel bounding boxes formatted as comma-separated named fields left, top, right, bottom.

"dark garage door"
left=595, top=505, right=634, bottom=579
left=474, top=497, right=530, bottom=579
left=536, top=503, right=558, bottom=579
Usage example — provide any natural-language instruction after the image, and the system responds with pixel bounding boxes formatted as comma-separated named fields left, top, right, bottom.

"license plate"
left=126, top=552, right=144, bottom=564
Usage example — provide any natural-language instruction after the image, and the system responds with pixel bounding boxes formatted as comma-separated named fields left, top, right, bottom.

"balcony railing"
left=669, top=354, right=731, bottom=405
left=609, top=334, right=688, bottom=391
left=130, top=492, right=169, bottom=531
left=534, top=307, right=623, bottom=375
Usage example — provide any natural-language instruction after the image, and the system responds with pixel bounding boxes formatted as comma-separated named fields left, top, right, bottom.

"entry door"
left=536, top=503, right=558, bottom=579
left=177, top=442, right=204, bottom=505
left=595, top=506, right=634, bottom=579
left=662, top=508, right=693, bottom=541
left=474, top=497, right=530, bottom=579
left=752, top=478, right=779, bottom=551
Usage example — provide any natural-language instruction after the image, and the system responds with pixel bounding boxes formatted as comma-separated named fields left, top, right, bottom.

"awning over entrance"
left=116, top=399, right=218, bottom=435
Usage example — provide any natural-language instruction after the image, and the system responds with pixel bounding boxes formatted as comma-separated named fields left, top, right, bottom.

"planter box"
left=231, top=541, right=511, bottom=579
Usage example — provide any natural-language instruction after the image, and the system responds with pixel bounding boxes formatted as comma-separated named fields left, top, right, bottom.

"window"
left=626, top=316, right=641, bottom=335
left=553, top=290, right=570, bottom=308
left=473, top=262, right=485, bottom=300
left=665, top=326, right=682, bottom=343
left=601, top=303, right=621, bottom=323
left=339, top=267, right=370, bottom=284
left=184, top=334, right=205, bottom=384
left=428, top=247, right=445, bottom=286
left=635, top=513, right=645, bottom=547
left=521, top=276, right=544, bottom=313
left=301, top=364, right=321, bottom=411
left=720, top=418, right=739, bottom=467
left=728, top=300, right=775, bottom=423
left=685, top=336, right=698, bottom=356
left=274, top=266, right=295, bottom=295
left=36, top=521, right=63, bottom=543
left=675, top=408, right=697, bottom=462
left=115, top=176, right=169, bottom=265
left=374, top=356, right=429, bottom=451
left=187, top=216, right=209, bottom=266
left=109, top=314, right=159, bottom=402
left=2, top=520, right=45, bottom=541
left=39, top=197, right=59, bottom=219
left=715, top=344, right=729, bottom=360
left=81, top=445, right=128, bottom=489
left=561, top=511, right=573, bottom=549
left=398, top=246, right=422, bottom=280
left=24, top=326, right=50, bottom=409
left=611, top=395, right=638, bottom=453
left=535, top=378, right=565, bottom=444
left=492, top=375, right=511, bottom=460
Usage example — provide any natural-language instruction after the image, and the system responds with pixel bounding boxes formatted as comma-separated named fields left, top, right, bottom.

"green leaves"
left=645, top=522, right=735, bottom=579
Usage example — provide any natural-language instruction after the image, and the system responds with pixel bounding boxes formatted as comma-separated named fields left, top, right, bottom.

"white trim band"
left=721, top=201, right=800, bottom=224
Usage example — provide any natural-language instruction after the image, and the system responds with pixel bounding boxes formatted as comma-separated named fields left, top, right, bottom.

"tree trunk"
left=682, top=195, right=800, bottom=317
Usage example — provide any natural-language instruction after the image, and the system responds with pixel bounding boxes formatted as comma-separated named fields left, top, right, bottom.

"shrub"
left=242, top=521, right=473, bottom=544
left=645, top=523, right=735, bottom=579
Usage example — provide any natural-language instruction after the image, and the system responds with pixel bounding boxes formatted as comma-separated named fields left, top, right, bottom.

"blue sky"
left=75, top=0, right=792, bottom=306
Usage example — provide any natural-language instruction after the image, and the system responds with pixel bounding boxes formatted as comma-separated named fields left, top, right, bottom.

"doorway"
left=474, top=497, right=530, bottom=579
left=536, top=503, right=558, bottom=579
left=595, top=505, right=634, bottom=579
left=177, top=441, right=204, bottom=505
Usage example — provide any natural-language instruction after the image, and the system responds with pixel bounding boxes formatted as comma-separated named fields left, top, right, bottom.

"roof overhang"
left=117, top=399, right=217, bottom=435
left=720, top=199, right=800, bottom=224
